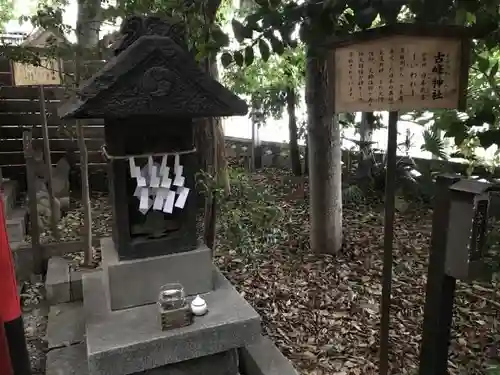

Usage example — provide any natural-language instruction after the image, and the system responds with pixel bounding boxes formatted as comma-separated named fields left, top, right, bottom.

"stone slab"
left=70, top=267, right=97, bottom=301
left=46, top=257, right=71, bottom=305
left=83, top=267, right=261, bottom=375
left=6, top=207, right=27, bottom=243
left=139, top=350, right=238, bottom=375
left=47, top=302, right=85, bottom=350
left=2, top=180, right=18, bottom=218
left=46, top=345, right=239, bottom=375
left=46, top=343, right=89, bottom=375
left=11, top=241, right=33, bottom=282
left=239, top=336, right=299, bottom=375
left=101, top=237, right=214, bottom=311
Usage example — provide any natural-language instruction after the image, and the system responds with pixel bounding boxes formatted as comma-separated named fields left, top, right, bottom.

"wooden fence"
left=0, top=57, right=14, bottom=85
left=0, top=85, right=106, bottom=180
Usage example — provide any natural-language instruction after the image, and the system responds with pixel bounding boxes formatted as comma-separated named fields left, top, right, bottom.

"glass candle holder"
left=158, top=283, right=186, bottom=311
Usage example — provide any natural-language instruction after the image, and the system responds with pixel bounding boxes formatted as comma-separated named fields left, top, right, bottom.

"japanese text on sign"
left=13, top=58, right=61, bottom=86
left=334, top=36, right=463, bottom=112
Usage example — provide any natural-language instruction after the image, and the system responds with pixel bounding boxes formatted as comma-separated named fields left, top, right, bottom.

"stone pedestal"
left=101, top=238, right=213, bottom=310
left=83, top=261, right=261, bottom=374
left=46, top=237, right=263, bottom=375
left=45, top=239, right=299, bottom=375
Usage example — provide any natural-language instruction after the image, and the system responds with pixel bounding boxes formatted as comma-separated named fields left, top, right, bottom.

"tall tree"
left=75, top=0, right=102, bottom=265
left=0, top=0, right=13, bottom=30
left=222, top=46, right=305, bottom=174
left=221, top=0, right=500, bottom=253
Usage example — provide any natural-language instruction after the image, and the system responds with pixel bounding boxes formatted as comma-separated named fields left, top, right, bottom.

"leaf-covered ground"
left=214, top=169, right=500, bottom=375
left=25, top=168, right=500, bottom=375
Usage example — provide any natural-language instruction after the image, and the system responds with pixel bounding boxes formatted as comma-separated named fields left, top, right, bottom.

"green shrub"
left=197, top=167, right=284, bottom=252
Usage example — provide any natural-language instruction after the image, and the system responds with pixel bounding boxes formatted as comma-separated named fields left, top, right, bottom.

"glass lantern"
left=157, top=283, right=186, bottom=311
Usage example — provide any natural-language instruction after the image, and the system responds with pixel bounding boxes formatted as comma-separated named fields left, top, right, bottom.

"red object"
left=0, top=317, right=14, bottom=375
left=0, top=196, right=21, bottom=323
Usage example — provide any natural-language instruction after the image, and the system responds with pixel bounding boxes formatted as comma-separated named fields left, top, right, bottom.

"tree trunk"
left=356, top=112, right=374, bottom=179
left=287, top=86, right=301, bottom=176
left=304, top=135, right=309, bottom=175
left=250, top=105, right=262, bottom=171
left=195, top=0, right=229, bottom=252
left=76, top=0, right=101, bottom=266
left=305, top=46, right=342, bottom=254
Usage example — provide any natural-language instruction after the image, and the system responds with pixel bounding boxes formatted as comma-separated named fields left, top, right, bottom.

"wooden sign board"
left=13, top=57, right=61, bottom=86
left=334, top=36, right=466, bottom=113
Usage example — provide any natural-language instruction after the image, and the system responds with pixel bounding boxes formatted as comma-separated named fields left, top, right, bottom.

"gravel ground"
left=20, top=278, right=47, bottom=375
left=25, top=193, right=112, bottom=245
left=19, top=194, right=112, bottom=375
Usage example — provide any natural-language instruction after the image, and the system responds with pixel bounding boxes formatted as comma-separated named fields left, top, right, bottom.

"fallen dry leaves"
left=49, top=167, right=499, bottom=374
left=215, top=169, right=500, bottom=375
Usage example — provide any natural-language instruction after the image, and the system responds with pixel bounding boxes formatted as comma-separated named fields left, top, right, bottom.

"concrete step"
left=6, top=207, right=27, bottom=243
left=2, top=179, right=18, bottom=218
left=46, top=343, right=88, bottom=375
left=46, top=301, right=85, bottom=350
left=239, top=336, right=299, bottom=375
left=46, top=256, right=98, bottom=306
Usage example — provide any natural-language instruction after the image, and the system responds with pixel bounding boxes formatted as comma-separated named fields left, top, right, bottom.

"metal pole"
left=379, top=111, right=398, bottom=375
left=419, top=175, right=460, bottom=375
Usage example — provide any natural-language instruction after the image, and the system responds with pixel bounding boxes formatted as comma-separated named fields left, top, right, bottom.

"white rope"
left=101, top=145, right=197, bottom=160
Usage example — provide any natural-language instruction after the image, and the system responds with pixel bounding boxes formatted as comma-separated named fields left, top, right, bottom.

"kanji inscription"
left=334, top=36, right=464, bottom=112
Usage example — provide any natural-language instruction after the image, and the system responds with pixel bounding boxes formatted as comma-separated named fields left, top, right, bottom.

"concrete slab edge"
left=239, top=336, right=299, bottom=375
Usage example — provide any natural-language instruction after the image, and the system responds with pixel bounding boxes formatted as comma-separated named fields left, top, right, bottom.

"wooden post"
left=76, top=120, right=93, bottom=266
left=38, top=85, right=60, bottom=241
left=22, top=131, right=42, bottom=275
left=379, top=111, right=399, bottom=375
left=418, top=175, right=461, bottom=375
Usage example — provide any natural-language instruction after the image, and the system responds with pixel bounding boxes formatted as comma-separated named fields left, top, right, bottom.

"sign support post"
left=322, top=24, right=474, bottom=375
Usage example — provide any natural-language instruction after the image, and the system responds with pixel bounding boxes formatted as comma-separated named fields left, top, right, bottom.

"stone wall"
left=224, top=136, right=500, bottom=179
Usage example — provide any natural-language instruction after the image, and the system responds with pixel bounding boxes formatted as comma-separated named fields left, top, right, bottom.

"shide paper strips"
left=131, top=153, right=189, bottom=215
left=175, top=187, right=190, bottom=209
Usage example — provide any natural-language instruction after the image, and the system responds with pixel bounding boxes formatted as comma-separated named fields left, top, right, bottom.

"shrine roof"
left=58, top=35, right=248, bottom=120
left=320, top=23, right=478, bottom=49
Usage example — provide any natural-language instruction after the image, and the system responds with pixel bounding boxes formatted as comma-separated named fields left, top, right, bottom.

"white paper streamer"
left=174, top=154, right=180, bottom=173
left=131, top=153, right=190, bottom=215
left=175, top=187, right=189, bottom=209
left=160, top=155, right=169, bottom=176
left=129, top=157, right=137, bottom=178
left=161, top=176, right=172, bottom=189
left=163, top=190, right=176, bottom=214
left=139, top=188, right=151, bottom=215
left=173, top=174, right=185, bottom=187
left=150, top=166, right=160, bottom=188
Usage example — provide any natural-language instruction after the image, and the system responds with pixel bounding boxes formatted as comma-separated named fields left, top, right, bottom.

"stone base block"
left=46, top=257, right=71, bottom=305
left=83, top=266, right=261, bottom=375
left=139, top=350, right=238, bottom=375
left=6, top=207, right=27, bottom=243
left=239, top=336, right=299, bottom=375
left=46, top=343, right=89, bottom=375
left=101, top=238, right=214, bottom=311
left=70, top=266, right=96, bottom=301
left=46, top=344, right=238, bottom=375
left=11, top=242, right=33, bottom=282
left=47, top=302, right=85, bottom=350
left=2, top=180, right=18, bottom=218
left=46, top=256, right=98, bottom=305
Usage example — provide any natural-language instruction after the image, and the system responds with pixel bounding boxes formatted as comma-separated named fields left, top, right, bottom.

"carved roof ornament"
left=113, top=15, right=189, bottom=56
left=58, top=16, right=248, bottom=120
